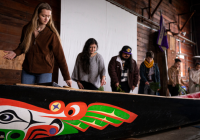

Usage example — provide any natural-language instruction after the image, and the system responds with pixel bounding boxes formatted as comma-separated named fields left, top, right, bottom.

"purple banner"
left=157, top=14, right=169, bottom=52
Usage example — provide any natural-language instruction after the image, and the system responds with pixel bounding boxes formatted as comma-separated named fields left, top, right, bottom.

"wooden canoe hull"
left=0, top=84, right=200, bottom=140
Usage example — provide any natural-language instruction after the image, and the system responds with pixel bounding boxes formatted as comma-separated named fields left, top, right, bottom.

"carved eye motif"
left=0, top=110, right=27, bottom=124
left=49, top=101, right=65, bottom=114
left=64, top=102, right=87, bottom=120
left=0, top=113, right=13, bottom=122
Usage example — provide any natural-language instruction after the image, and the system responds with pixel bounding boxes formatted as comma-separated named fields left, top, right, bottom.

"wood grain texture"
left=0, top=33, right=20, bottom=44
left=0, top=50, right=24, bottom=70
left=0, top=69, right=21, bottom=85
left=0, top=5, right=32, bottom=22
left=0, top=41, right=18, bottom=51
left=0, top=23, right=22, bottom=37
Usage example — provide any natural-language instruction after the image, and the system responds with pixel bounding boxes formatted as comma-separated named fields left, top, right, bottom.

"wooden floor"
left=119, top=123, right=200, bottom=140
left=119, top=138, right=142, bottom=140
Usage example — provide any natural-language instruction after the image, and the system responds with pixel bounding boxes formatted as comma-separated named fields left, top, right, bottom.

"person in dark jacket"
left=108, top=46, right=139, bottom=93
left=138, top=51, right=160, bottom=95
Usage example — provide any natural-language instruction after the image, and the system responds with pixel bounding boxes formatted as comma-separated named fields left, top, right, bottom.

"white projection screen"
left=59, top=0, right=138, bottom=93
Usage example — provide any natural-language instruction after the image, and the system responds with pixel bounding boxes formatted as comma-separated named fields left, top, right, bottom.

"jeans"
left=21, top=70, right=52, bottom=84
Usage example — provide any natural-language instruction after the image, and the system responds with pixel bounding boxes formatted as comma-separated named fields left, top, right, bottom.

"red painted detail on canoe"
left=24, top=125, right=58, bottom=140
left=178, top=92, right=200, bottom=98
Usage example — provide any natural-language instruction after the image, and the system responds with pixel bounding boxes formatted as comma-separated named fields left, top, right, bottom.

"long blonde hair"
left=20, top=3, right=61, bottom=53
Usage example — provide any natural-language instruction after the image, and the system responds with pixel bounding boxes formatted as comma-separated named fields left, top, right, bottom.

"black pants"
left=80, top=81, right=98, bottom=90
left=112, top=81, right=130, bottom=93
left=144, top=84, right=155, bottom=95
left=168, top=85, right=179, bottom=96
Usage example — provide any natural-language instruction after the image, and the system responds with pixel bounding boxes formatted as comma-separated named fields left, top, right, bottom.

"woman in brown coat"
left=3, top=3, right=72, bottom=86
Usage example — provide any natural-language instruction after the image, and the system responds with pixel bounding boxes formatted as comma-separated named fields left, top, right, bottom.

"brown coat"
left=14, top=25, right=70, bottom=80
left=108, top=56, right=139, bottom=88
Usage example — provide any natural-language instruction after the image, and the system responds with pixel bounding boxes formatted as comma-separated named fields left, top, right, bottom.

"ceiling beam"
left=151, top=0, right=163, bottom=18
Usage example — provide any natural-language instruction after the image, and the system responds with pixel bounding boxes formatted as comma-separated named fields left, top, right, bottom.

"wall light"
left=181, top=32, right=186, bottom=36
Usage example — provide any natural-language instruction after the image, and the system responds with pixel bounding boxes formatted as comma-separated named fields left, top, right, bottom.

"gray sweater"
left=71, top=53, right=106, bottom=88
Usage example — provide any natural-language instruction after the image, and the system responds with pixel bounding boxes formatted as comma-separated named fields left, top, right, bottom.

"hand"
left=77, top=81, right=84, bottom=89
left=145, top=81, right=149, bottom=85
left=131, top=86, right=135, bottom=91
left=3, top=51, right=16, bottom=60
left=157, top=89, right=160, bottom=91
left=65, top=80, right=72, bottom=87
left=172, top=83, right=176, bottom=87
left=166, top=92, right=170, bottom=96
left=115, top=82, right=119, bottom=87
left=101, top=77, right=106, bottom=86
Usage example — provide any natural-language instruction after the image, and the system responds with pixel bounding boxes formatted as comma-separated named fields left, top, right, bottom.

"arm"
left=132, top=61, right=139, bottom=87
left=13, top=26, right=26, bottom=56
left=71, top=54, right=80, bottom=82
left=71, top=55, right=84, bottom=89
left=168, top=68, right=175, bottom=86
left=181, top=78, right=186, bottom=86
left=108, top=57, right=119, bottom=85
left=98, top=54, right=106, bottom=79
left=98, top=55, right=106, bottom=86
left=189, top=70, right=196, bottom=84
left=155, top=64, right=161, bottom=88
left=51, top=33, right=71, bottom=81
left=140, top=63, right=148, bottom=83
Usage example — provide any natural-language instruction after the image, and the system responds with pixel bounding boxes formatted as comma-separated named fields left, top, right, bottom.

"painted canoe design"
left=0, top=84, right=200, bottom=140
left=0, top=98, right=137, bottom=140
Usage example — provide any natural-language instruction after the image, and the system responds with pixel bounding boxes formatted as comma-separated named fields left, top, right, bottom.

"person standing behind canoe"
left=138, top=51, right=160, bottom=95
left=71, top=38, right=106, bottom=90
left=189, top=62, right=200, bottom=93
left=3, top=3, right=72, bottom=86
left=168, top=59, right=186, bottom=96
left=108, top=46, right=139, bottom=93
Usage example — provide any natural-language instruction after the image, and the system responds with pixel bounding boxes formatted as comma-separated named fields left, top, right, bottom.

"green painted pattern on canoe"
left=87, top=105, right=130, bottom=120
left=85, top=112, right=122, bottom=124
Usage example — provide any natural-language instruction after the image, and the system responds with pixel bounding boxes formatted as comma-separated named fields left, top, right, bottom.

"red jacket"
left=108, top=56, right=139, bottom=88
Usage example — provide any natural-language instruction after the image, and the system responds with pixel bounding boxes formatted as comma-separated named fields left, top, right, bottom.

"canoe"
left=0, top=83, right=200, bottom=140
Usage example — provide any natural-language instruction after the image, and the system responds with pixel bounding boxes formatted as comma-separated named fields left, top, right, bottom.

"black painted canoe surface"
left=0, top=84, right=200, bottom=140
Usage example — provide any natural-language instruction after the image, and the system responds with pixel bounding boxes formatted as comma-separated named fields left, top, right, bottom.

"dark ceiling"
left=191, top=0, right=200, bottom=55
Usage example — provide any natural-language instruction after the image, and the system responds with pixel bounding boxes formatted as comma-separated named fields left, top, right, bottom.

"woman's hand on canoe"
left=115, top=82, right=119, bottom=87
left=66, top=80, right=72, bottom=87
left=3, top=51, right=16, bottom=60
left=101, top=76, right=106, bottom=86
left=77, top=81, right=84, bottom=89
left=131, top=86, right=135, bottom=91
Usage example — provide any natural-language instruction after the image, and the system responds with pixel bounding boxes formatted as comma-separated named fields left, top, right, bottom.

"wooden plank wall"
left=0, top=0, right=60, bottom=84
